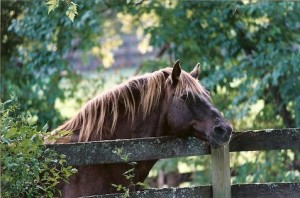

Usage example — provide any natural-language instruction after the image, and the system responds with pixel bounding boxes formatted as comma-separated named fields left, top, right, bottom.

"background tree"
left=1, top=0, right=120, bottom=129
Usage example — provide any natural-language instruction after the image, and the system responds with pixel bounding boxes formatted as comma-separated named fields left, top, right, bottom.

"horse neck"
left=111, top=91, right=171, bottom=140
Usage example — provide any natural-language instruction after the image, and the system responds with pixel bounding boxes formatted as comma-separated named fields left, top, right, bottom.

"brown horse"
left=47, top=60, right=232, bottom=197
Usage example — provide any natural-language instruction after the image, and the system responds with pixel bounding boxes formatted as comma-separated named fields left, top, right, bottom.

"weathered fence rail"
left=48, top=128, right=300, bottom=198
left=91, top=183, right=300, bottom=198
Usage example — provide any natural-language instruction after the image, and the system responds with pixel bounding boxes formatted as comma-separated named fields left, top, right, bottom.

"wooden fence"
left=49, top=128, right=300, bottom=198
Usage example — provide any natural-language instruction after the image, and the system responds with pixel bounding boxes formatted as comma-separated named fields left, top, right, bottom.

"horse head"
left=166, top=60, right=232, bottom=149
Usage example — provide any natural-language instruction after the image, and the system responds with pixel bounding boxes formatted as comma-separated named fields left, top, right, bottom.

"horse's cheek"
left=167, top=104, right=188, bottom=132
left=167, top=112, right=183, bottom=128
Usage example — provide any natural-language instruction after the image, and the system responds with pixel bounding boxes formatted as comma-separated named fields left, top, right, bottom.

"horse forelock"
left=54, top=67, right=209, bottom=142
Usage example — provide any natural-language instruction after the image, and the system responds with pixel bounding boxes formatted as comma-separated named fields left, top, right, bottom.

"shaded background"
left=1, top=0, right=300, bottom=188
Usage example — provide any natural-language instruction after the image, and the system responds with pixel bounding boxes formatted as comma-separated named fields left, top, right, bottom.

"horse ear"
left=172, top=60, right=181, bottom=85
left=190, top=63, right=200, bottom=79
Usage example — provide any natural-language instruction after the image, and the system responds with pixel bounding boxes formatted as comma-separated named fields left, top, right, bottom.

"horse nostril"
left=213, top=126, right=227, bottom=137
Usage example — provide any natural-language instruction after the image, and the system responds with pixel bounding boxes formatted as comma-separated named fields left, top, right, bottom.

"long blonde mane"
left=53, top=67, right=209, bottom=142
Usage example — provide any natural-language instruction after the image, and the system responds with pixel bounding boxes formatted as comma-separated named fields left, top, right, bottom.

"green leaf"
left=42, top=123, right=49, bottom=131
left=46, top=0, right=60, bottom=14
left=66, top=2, right=78, bottom=22
left=70, top=168, right=78, bottom=173
left=124, top=175, right=133, bottom=180
left=123, top=168, right=134, bottom=175
left=136, top=182, right=146, bottom=188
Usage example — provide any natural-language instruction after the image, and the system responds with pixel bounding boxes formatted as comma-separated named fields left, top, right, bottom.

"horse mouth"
left=191, top=130, right=231, bottom=149
left=209, top=134, right=232, bottom=149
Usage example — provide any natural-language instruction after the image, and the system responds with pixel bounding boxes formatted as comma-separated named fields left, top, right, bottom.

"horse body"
left=49, top=60, right=232, bottom=197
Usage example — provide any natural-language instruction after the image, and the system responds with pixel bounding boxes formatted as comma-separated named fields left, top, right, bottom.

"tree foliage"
left=46, top=0, right=78, bottom=22
left=0, top=100, right=76, bottom=197
left=1, top=0, right=117, bottom=129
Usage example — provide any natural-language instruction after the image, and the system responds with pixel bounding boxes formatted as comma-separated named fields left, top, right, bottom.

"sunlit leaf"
left=66, top=2, right=78, bottom=22
left=46, top=0, right=59, bottom=14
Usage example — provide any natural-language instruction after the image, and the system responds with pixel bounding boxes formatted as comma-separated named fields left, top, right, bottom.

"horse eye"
left=181, top=94, right=188, bottom=100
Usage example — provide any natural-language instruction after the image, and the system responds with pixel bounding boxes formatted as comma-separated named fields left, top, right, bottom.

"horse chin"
left=209, top=137, right=231, bottom=149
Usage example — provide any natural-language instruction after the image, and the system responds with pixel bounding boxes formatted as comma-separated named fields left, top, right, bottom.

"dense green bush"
left=0, top=100, right=76, bottom=197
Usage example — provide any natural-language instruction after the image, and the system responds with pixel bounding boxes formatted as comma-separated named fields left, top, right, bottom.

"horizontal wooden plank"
left=232, top=183, right=300, bottom=198
left=230, top=128, right=300, bottom=152
left=88, top=183, right=300, bottom=198
left=48, top=128, right=300, bottom=165
left=47, top=136, right=210, bottom=166
left=88, top=185, right=211, bottom=198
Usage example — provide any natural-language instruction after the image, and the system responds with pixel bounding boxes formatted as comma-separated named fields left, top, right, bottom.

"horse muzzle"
left=209, top=124, right=232, bottom=149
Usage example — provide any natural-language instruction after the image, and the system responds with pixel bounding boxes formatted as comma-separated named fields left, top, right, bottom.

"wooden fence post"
left=211, top=144, right=231, bottom=198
